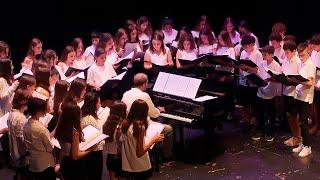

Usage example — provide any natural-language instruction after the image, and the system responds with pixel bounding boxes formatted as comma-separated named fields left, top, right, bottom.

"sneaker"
left=298, top=146, right=312, bottom=157
left=292, top=144, right=304, bottom=153
left=252, top=132, right=263, bottom=141
left=265, top=135, right=274, bottom=142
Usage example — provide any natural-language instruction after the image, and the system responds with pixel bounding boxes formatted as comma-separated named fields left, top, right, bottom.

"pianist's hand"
left=158, top=106, right=165, bottom=113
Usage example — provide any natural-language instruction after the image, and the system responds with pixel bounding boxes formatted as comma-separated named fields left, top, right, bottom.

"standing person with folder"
left=288, top=43, right=316, bottom=157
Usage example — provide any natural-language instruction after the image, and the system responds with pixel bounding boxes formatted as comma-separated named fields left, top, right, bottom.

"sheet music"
left=79, top=125, right=108, bottom=151
left=122, top=43, right=138, bottom=58
left=152, top=72, right=170, bottom=92
left=111, top=71, right=126, bottom=80
left=184, top=78, right=202, bottom=99
left=145, top=122, right=165, bottom=149
left=78, top=101, right=84, bottom=108
left=39, top=113, right=53, bottom=127
left=0, top=112, right=10, bottom=130
left=164, top=74, right=189, bottom=97
left=115, top=51, right=134, bottom=64
left=50, top=138, right=61, bottom=149
left=14, top=68, right=34, bottom=79
left=153, top=72, right=202, bottom=99
left=65, top=72, right=85, bottom=83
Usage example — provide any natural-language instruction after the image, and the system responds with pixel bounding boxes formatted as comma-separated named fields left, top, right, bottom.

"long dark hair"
left=35, top=66, right=51, bottom=92
left=26, top=38, right=42, bottom=59
left=0, top=59, right=12, bottom=84
left=55, top=101, right=82, bottom=142
left=53, top=80, right=70, bottom=116
left=62, top=78, right=86, bottom=107
left=122, top=99, right=149, bottom=138
left=12, top=89, right=30, bottom=110
left=150, top=33, right=166, bottom=54
left=17, top=74, right=36, bottom=90
left=81, top=92, right=99, bottom=119
left=103, top=101, right=127, bottom=142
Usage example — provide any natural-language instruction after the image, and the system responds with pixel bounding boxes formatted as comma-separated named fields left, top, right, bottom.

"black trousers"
left=31, top=167, right=55, bottom=180
left=84, top=150, right=103, bottom=180
left=255, top=97, right=276, bottom=136
left=61, top=156, right=86, bottom=180
left=292, top=99, right=311, bottom=146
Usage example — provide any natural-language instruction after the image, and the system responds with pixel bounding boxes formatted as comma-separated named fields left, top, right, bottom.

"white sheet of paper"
left=193, top=95, right=217, bottom=102
left=163, top=74, right=189, bottom=97
left=111, top=71, right=126, bottom=80
left=145, top=122, right=165, bottom=149
left=184, top=78, right=202, bottom=99
left=66, top=72, right=85, bottom=83
left=97, top=107, right=110, bottom=126
left=0, top=112, right=10, bottom=130
left=79, top=125, right=108, bottom=151
left=50, top=138, right=61, bottom=149
left=78, top=101, right=84, bottom=108
left=39, top=113, right=53, bottom=127
left=122, top=43, right=138, bottom=58
left=152, top=72, right=170, bottom=93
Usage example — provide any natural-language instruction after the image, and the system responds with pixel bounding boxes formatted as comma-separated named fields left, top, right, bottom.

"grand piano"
left=149, top=72, right=228, bottom=160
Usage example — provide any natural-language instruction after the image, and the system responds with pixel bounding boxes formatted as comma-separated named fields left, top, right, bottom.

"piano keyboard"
left=160, top=113, right=194, bottom=123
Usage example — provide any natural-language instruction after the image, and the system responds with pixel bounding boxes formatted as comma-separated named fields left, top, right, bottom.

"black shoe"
left=252, top=132, right=263, bottom=141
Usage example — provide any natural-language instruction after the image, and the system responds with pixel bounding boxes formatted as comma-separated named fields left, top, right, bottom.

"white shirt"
left=295, top=58, right=316, bottom=104
left=106, top=51, right=119, bottom=65
left=282, top=55, right=300, bottom=97
left=86, top=62, right=117, bottom=88
left=73, top=57, right=87, bottom=69
left=83, top=45, right=96, bottom=66
left=7, top=110, right=28, bottom=166
left=0, top=78, right=18, bottom=116
left=177, top=49, right=197, bottom=60
left=216, top=46, right=236, bottom=59
left=250, top=33, right=260, bottom=48
left=81, top=115, right=104, bottom=151
left=191, top=30, right=216, bottom=39
left=274, top=47, right=286, bottom=64
left=163, top=29, right=178, bottom=45
left=145, top=46, right=170, bottom=66
left=121, top=125, right=151, bottom=172
left=257, top=60, right=282, bottom=99
left=121, top=88, right=160, bottom=118
left=311, top=50, right=320, bottom=89
left=23, top=119, right=55, bottom=172
left=229, top=31, right=241, bottom=45
left=239, top=49, right=263, bottom=86
left=198, top=44, right=216, bottom=55
left=139, top=33, right=150, bottom=43
left=56, top=62, right=69, bottom=75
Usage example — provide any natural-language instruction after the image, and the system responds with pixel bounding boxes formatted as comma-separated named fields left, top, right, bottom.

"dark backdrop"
left=0, top=0, right=318, bottom=72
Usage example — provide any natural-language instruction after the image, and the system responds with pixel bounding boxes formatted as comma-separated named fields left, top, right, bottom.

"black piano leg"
left=179, top=126, right=185, bottom=158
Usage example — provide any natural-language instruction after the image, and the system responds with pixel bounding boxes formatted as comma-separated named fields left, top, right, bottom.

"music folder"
left=145, top=122, right=165, bottom=149
left=64, top=65, right=90, bottom=77
left=267, top=70, right=308, bottom=86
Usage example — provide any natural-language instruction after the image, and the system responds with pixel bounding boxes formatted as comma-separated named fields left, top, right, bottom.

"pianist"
left=121, top=73, right=174, bottom=164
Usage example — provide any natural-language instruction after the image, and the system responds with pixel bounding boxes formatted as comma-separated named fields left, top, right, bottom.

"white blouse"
left=163, top=29, right=178, bottom=45
left=0, top=78, right=18, bottom=116
left=177, top=49, right=197, bottom=60
left=198, top=44, right=216, bottom=55
left=145, top=46, right=171, bottom=66
left=86, top=62, right=117, bottom=87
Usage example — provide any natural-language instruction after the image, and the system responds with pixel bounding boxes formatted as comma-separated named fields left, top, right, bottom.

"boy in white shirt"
left=281, top=41, right=301, bottom=147
left=269, top=33, right=285, bottom=64
left=250, top=46, right=281, bottom=142
left=288, top=43, right=316, bottom=157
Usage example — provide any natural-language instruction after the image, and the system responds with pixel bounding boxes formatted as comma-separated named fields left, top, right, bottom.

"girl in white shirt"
left=223, top=17, right=241, bottom=46
left=216, top=31, right=236, bottom=59
left=0, top=59, right=19, bottom=116
left=87, top=47, right=117, bottom=90
left=71, top=38, right=87, bottom=69
left=161, top=17, right=178, bottom=46
left=24, top=96, right=55, bottom=179
left=103, top=101, right=127, bottom=180
left=22, top=38, right=42, bottom=70
left=198, top=27, right=217, bottom=55
left=127, top=25, right=143, bottom=52
left=81, top=92, right=104, bottom=180
left=98, top=33, right=119, bottom=67
left=191, top=15, right=216, bottom=40
left=114, top=28, right=129, bottom=58
left=57, top=46, right=76, bottom=75
left=144, top=33, right=174, bottom=69
left=137, top=16, right=153, bottom=51
left=121, top=99, right=164, bottom=179
left=238, top=20, right=260, bottom=48
left=176, top=34, right=198, bottom=69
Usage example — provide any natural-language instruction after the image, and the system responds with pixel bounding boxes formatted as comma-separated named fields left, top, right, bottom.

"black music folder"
left=99, top=71, right=127, bottom=100
left=267, top=70, right=308, bottom=86
left=245, top=73, right=267, bottom=87
left=64, top=65, right=90, bottom=77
